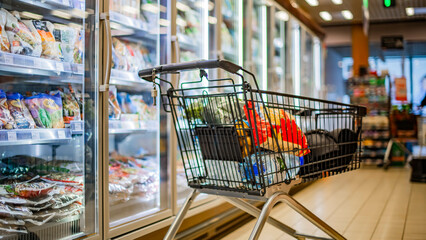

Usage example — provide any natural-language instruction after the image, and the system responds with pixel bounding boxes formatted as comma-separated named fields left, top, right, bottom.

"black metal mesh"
left=161, top=76, right=364, bottom=197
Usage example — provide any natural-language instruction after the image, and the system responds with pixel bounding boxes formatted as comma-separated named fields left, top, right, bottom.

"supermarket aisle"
left=221, top=167, right=426, bottom=240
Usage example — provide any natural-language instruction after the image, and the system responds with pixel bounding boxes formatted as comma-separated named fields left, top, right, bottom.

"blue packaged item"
left=7, top=93, right=36, bottom=129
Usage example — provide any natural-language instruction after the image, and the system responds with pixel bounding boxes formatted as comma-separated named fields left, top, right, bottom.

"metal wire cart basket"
left=139, top=60, right=367, bottom=240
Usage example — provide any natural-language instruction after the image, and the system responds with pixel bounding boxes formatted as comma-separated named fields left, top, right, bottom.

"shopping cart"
left=139, top=60, right=366, bottom=240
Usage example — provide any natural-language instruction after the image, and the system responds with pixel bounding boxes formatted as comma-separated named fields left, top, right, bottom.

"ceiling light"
left=332, top=0, right=342, bottom=4
left=275, top=11, right=289, bottom=21
left=341, top=10, right=353, bottom=19
left=406, top=7, right=414, bottom=16
left=305, top=0, right=319, bottom=6
left=319, top=11, right=332, bottom=21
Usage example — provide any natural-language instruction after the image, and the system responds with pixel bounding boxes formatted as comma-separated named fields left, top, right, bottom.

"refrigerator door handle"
left=171, top=35, right=180, bottom=63
left=100, top=12, right=112, bottom=92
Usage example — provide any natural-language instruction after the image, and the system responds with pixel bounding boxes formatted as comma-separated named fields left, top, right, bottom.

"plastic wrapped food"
left=109, top=183, right=131, bottom=205
left=25, top=93, right=64, bottom=128
left=112, top=38, right=129, bottom=70
left=51, top=194, right=82, bottom=209
left=40, top=173, right=83, bottom=186
left=55, top=89, right=81, bottom=123
left=0, top=203, right=32, bottom=217
left=0, top=218, right=25, bottom=225
left=108, top=88, right=121, bottom=119
left=73, top=29, right=83, bottom=64
left=0, top=90, right=15, bottom=129
left=0, top=223, right=27, bottom=234
left=32, top=160, right=82, bottom=175
left=23, top=213, right=54, bottom=226
left=12, top=182, right=55, bottom=198
left=7, top=93, right=36, bottom=129
left=23, top=20, right=61, bottom=60
left=0, top=10, right=10, bottom=52
left=27, top=201, right=53, bottom=211
left=2, top=9, right=41, bottom=56
left=53, top=24, right=77, bottom=63
left=243, top=101, right=310, bottom=157
left=0, top=195, right=52, bottom=206
left=50, top=185, right=83, bottom=196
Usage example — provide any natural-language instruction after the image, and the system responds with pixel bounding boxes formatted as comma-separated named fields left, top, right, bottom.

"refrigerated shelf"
left=178, top=34, right=200, bottom=51
left=109, top=120, right=158, bottom=134
left=109, top=69, right=152, bottom=89
left=0, top=52, right=84, bottom=77
left=110, top=11, right=157, bottom=40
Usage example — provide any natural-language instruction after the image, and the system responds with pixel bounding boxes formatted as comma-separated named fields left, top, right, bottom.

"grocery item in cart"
left=53, top=24, right=77, bottom=63
left=243, top=101, right=310, bottom=157
left=0, top=10, right=10, bottom=52
left=25, top=93, right=65, bottom=128
left=2, top=9, right=42, bottom=57
left=7, top=92, right=36, bottom=129
left=23, top=20, right=61, bottom=60
left=0, top=89, right=15, bottom=129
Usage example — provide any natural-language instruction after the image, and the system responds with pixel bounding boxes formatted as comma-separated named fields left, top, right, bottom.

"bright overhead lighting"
left=319, top=11, right=332, bottom=21
left=341, top=10, right=353, bottom=19
left=406, top=7, right=414, bottom=16
left=305, top=0, right=319, bottom=6
left=51, top=10, right=72, bottom=19
left=276, top=11, right=289, bottom=21
left=331, top=0, right=342, bottom=5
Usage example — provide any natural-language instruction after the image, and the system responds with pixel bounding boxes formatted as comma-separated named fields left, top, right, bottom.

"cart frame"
left=139, top=60, right=366, bottom=240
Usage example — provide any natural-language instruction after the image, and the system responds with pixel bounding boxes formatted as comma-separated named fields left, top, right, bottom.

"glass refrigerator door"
left=0, top=0, right=99, bottom=239
left=221, top=0, right=241, bottom=64
left=244, top=0, right=267, bottom=90
left=175, top=0, right=216, bottom=204
left=300, top=29, right=314, bottom=97
left=269, top=8, right=288, bottom=92
left=107, top=0, right=169, bottom=233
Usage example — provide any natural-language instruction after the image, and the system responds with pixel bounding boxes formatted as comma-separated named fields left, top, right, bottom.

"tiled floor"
left=221, top=167, right=426, bottom=240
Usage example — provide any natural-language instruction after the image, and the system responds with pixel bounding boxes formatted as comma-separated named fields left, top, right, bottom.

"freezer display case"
left=244, top=0, right=267, bottom=90
left=107, top=0, right=169, bottom=233
left=174, top=0, right=217, bottom=204
left=0, top=0, right=99, bottom=239
left=221, top=0, right=241, bottom=64
left=300, top=29, right=314, bottom=97
left=268, top=7, right=288, bottom=92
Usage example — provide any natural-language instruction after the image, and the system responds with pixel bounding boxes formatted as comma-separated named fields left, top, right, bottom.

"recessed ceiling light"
left=341, top=10, right=353, bottom=19
left=305, top=0, right=319, bottom=6
left=319, top=11, right=332, bottom=21
left=332, top=0, right=342, bottom=5
left=406, top=7, right=415, bottom=16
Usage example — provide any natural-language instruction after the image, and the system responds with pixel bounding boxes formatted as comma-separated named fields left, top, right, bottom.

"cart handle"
left=138, top=59, right=242, bottom=79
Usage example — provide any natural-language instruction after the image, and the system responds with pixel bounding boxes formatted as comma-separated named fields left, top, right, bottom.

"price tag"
left=74, top=123, right=82, bottom=131
left=7, top=132, right=17, bottom=141
left=31, top=131, right=40, bottom=140
left=56, top=62, right=64, bottom=72
left=58, top=130, right=66, bottom=139
left=4, top=54, right=13, bottom=65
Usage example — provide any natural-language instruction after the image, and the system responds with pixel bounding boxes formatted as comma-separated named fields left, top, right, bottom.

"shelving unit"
left=348, top=75, right=391, bottom=166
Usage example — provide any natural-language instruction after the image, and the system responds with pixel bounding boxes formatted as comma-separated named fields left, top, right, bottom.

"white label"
left=7, top=132, right=17, bottom=141
left=31, top=131, right=40, bottom=140
left=4, top=55, right=13, bottom=65
left=58, top=130, right=66, bottom=138
left=74, top=123, right=82, bottom=131
left=56, top=62, right=64, bottom=72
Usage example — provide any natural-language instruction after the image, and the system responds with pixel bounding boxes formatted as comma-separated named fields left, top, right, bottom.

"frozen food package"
left=0, top=89, right=15, bottom=129
left=60, top=89, right=81, bottom=123
left=0, top=218, right=25, bottom=226
left=0, top=223, right=27, bottom=234
left=25, top=93, right=65, bottom=128
left=0, top=203, right=32, bottom=218
left=112, top=37, right=129, bottom=70
left=40, top=173, right=83, bottom=186
left=51, top=194, right=82, bottom=209
left=53, top=24, right=77, bottom=63
left=23, top=213, right=55, bottom=225
left=109, top=183, right=131, bottom=205
left=0, top=10, right=10, bottom=52
left=108, top=87, right=121, bottom=119
left=7, top=92, right=36, bottom=129
left=23, top=20, right=61, bottom=60
left=49, top=185, right=83, bottom=196
left=73, top=29, right=83, bottom=64
left=0, top=195, right=52, bottom=206
left=2, top=9, right=41, bottom=56
left=27, top=201, right=53, bottom=211
left=12, top=182, right=55, bottom=198
left=243, top=101, right=310, bottom=157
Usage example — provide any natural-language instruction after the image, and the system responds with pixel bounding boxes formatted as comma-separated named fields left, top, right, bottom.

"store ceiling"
left=295, top=0, right=426, bottom=26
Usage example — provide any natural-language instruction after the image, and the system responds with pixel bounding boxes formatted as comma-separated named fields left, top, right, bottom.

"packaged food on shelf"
left=6, top=92, right=36, bottom=129
left=0, top=10, right=10, bottom=52
left=112, top=38, right=129, bottom=71
left=27, top=201, right=53, bottom=211
left=51, top=194, right=82, bottom=209
left=53, top=24, right=77, bottom=63
left=0, top=89, right=16, bottom=129
left=25, top=93, right=65, bottom=129
left=2, top=9, right=42, bottom=57
left=12, top=181, right=56, bottom=198
left=0, top=223, right=27, bottom=234
left=109, top=87, right=121, bottom=119
left=23, top=20, right=62, bottom=60
left=0, top=203, right=33, bottom=218
left=0, top=218, right=25, bottom=226
left=73, top=29, right=83, bottom=64
left=51, top=89, right=81, bottom=123
left=40, top=173, right=83, bottom=186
